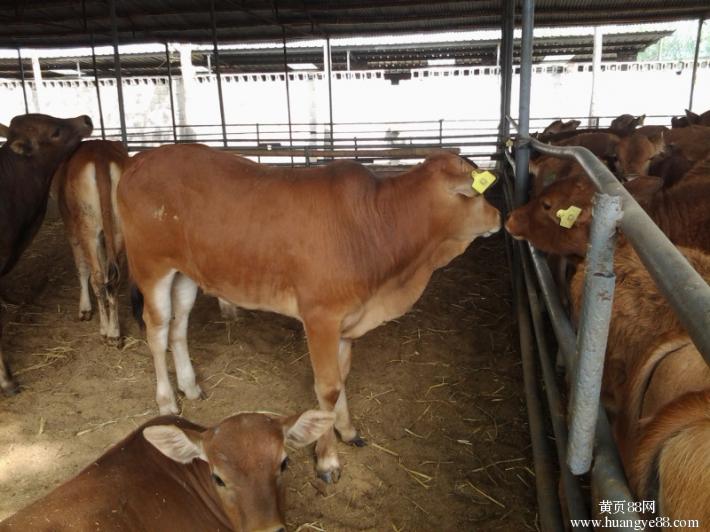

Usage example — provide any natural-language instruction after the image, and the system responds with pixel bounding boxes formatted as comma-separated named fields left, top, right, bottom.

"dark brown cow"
left=505, top=171, right=710, bottom=259
left=609, top=113, right=644, bottom=136
left=615, top=126, right=710, bottom=179
left=671, top=108, right=710, bottom=128
left=53, top=140, right=129, bottom=345
left=539, top=119, right=581, bottom=137
left=0, top=113, right=92, bottom=394
left=117, top=145, right=501, bottom=482
left=0, top=410, right=335, bottom=532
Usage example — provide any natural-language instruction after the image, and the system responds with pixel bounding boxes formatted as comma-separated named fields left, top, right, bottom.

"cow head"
left=144, top=410, right=334, bottom=532
left=424, top=152, right=501, bottom=248
left=0, top=113, right=93, bottom=166
left=505, top=175, right=596, bottom=258
left=610, top=114, right=645, bottom=135
left=615, top=132, right=665, bottom=179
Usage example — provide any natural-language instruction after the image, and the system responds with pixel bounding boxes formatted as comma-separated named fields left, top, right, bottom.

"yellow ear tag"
left=505, top=138, right=514, bottom=149
left=556, top=205, right=582, bottom=229
left=471, top=170, right=496, bottom=194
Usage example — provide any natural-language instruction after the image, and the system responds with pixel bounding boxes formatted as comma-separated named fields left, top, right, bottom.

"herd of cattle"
left=0, top=106, right=708, bottom=529
left=508, top=108, right=710, bottom=527
left=0, top=113, right=501, bottom=530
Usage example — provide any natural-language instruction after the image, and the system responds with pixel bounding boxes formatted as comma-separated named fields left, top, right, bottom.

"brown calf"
left=539, top=119, right=581, bottom=137
left=53, top=140, right=129, bottom=345
left=505, top=171, right=710, bottom=259
left=0, top=114, right=93, bottom=394
left=629, top=390, right=710, bottom=528
left=0, top=410, right=335, bottom=532
left=117, top=145, right=501, bottom=482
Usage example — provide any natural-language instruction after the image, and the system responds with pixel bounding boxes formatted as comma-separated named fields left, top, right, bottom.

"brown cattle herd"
left=0, top=104, right=708, bottom=529
left=508, top=107, right=710, bottom=527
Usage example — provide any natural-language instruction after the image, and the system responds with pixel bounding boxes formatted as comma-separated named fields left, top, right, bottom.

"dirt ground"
left=0, top=202, right=537, bottom=530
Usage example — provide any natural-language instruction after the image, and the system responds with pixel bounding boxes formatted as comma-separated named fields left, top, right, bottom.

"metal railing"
left=503, top=117, right=710, bottom=528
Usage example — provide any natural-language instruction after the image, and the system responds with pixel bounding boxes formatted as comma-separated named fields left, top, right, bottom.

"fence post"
left=567, top=193, right=622, bottom=474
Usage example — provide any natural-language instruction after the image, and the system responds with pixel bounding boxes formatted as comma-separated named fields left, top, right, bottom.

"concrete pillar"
left=177, top=44, right=196, bottom=140
left=588, top=27, right=603, bottom=127
left=30, top=52, right=42, bottom=112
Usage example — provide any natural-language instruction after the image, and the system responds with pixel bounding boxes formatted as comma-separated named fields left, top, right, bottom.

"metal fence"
left=502, top=121, right=710, bottom=530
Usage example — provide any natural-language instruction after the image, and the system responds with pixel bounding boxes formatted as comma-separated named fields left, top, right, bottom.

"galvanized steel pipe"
left=567, top=193, right=621, bottom=475
left=526, top=138, right=710, bottom=364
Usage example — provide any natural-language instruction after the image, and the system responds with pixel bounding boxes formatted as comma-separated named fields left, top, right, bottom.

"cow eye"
left=51, top=127, right=62, bottom=139
left=212, top=473, right=226, bottom=487
left=542, top=201, right=552, bottom=211
left=280, top=456, right=290, bottom=472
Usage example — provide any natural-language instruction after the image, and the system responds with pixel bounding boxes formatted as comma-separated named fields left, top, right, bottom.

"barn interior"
left=1, top=1, right=710, bottom=531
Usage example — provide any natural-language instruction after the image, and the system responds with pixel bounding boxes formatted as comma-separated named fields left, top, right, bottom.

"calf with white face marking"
left=0, top=410, right=335, bottom=532
left=53, top=140, right=129, bottom=346
left=0, top=113, right=92, bottom=394
left=118, top=146, right=501, bottom=482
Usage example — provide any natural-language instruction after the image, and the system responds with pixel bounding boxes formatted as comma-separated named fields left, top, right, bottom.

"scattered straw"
left=465, top=480, right=506, bottom=509
left=76, top=409, right=152, bottom=437
left=371, top=442, right=399, bottom=458
left=294, top=522, right=326, bottom=532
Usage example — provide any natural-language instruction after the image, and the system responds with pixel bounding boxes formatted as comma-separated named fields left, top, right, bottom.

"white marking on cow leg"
left=169, top=273, right=202, bottom=401
left=105, top=290, right=121, bottom=346
left=90, top=271, right=109, bottom=337
left=144, top=270, right=178, bottom=414
left=70, top=241, right=92, bottom=321
left=334, top=340, right=358, bottom=442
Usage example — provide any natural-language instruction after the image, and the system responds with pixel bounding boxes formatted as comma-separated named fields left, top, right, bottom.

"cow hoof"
left=158, top=399, right=179, bottom=416
left=106, top=336, right=123, bottom=349
left=317, top=467, right=341, bottom=484
left=181, top=384, right=204, bottom=401
left=1, top=380, right=20, bottom=396
left=346, top=435, right=367, bottom=448
left=79, top=310, right=92, bottom=321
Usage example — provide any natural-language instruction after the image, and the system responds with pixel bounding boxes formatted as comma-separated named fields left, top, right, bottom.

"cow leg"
left=304, top=317, right=344, bottom=483
left=0, top=309, right=18, bottom=395
left=70, top=239, right=92, bottom=321
left=334, top=340, right=364, bottom=446
left=168, top=273, right=203, bottom=401
left=143, top=269, right=178, bottom=414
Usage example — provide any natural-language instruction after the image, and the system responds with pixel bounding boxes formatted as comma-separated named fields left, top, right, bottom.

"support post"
left=91, top=36, right=106, bottom=140
left=513, top=0, right=534, bottom=207
left=17, top=49, right=29, bottom=114
left=110, top=0, right=128, bottom=146
left=438, top=119, right=443, bottom=147
left=255, top=123, right=261, bottom=163
left=689, top=17, right=704, bottom=111
left=498, top=0, right=514, bottom=148
left=210, top=0, right=228, bottom=148
left=588, top=27, right=603, bottom=127
left=324, top=37, right=334, bottom=148
left=567, top=194, right=622, bottom=475
left=30, top=52, right=42, bottom=112
left=165, top=43, right=178, bottom=143
left=282, top=29, right=294, bottom=166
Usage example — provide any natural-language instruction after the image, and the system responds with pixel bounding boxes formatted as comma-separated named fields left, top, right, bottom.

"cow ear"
left=143, top=425, right=207, bottom=464
left=647, top=131, right=665, bottom=153
left=282, top=410, right=335, bottom=448
left=10, top=139, right=33, bottom=156
left=634, top=115, right=646, bottom=127
left=685, top=109, right=700, bottom=123
left=0, top=123, right=8, bottom=138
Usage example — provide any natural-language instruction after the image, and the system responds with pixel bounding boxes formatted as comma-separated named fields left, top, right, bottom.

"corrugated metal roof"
left=0, top=1, right=706, bottom=48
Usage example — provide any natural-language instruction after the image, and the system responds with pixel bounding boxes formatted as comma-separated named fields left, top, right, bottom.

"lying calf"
left=0, top=410, right=334, bottom=532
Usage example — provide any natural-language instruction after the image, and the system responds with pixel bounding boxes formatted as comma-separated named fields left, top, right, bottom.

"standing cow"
left=0, top=113, right=93, bottom=394
left=118, top=146, right=501, bottom=482
left=53, top=140, right=129, bottom=346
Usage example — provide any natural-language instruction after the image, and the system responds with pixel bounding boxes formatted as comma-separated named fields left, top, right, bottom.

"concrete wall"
left=1, top=61, right=708, bottom=134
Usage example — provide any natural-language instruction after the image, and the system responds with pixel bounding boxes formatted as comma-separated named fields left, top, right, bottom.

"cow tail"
left=95, top=157, right=120, bottom=293
left=130, top=282, right=145, bottom=330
